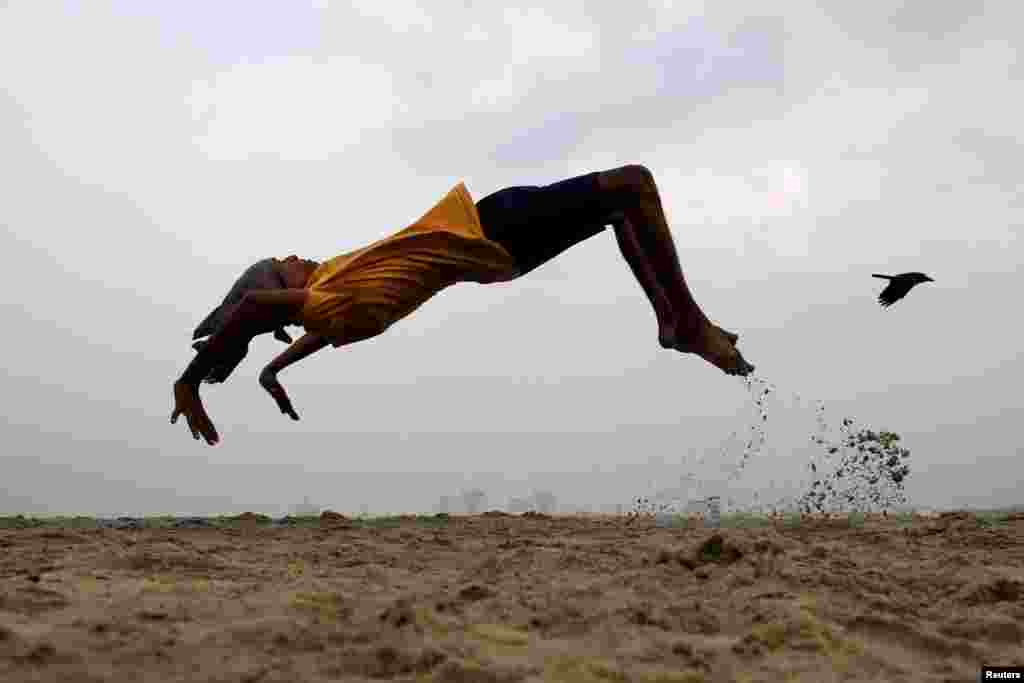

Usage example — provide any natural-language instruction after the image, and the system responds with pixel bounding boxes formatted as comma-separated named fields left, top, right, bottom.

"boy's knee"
left=597, top=164, right=657, bottom=196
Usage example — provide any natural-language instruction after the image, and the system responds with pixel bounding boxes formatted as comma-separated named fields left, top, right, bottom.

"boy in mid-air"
left=172, top=165, right=755, bottom=445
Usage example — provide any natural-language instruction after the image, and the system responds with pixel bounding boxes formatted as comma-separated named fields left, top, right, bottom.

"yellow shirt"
left=300, top=182, right=519, bottom=346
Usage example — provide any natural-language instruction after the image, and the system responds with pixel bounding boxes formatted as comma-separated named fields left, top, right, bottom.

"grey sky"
left=1, top=1, right=1020, bottom=516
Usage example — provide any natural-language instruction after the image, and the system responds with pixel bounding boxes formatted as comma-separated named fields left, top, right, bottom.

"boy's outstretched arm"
left=256, top=321, right=391, bottom=421
left=258, top=332, right=329, bottom=420
left=172, top=289, right=308, bottom=445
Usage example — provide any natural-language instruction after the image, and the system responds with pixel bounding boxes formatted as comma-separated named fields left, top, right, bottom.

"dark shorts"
left=476, top=171, right=621, bottom=276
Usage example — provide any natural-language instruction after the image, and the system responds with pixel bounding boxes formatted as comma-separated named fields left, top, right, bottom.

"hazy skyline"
left=2, top=1, right=1021, bottom=516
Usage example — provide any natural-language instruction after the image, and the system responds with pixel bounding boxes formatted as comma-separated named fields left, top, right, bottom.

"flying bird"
left=872, top=272, right=934, bottom=308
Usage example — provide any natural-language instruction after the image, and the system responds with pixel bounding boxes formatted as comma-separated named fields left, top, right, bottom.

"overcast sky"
left=2, top=1, right=1021, bottom=516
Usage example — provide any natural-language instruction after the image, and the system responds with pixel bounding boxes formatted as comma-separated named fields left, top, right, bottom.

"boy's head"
left=277, top=255, right=320, bottom=288
left=193, top=258, right=283, bottom=341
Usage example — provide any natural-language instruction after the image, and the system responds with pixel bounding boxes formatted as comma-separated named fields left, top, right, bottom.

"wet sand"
left=1, top=512, right=1022, bottom=682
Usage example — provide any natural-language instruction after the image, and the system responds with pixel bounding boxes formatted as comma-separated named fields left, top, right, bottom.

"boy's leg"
left=610, top=211, right=740, bottom=349
left=597, top=166, right=704, bottom=335
left=607, top=210, right=680, bottom=347
left=597, top=165, right=752, bottom=376
left=476, top=166, right=752, bottom=375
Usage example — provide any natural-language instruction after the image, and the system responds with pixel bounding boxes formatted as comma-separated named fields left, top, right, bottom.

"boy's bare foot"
left=674, top=320, right=754, bottom=376
left=662, top=322, right=737, bottom=350
left=714, top=325, right=739, bottom=346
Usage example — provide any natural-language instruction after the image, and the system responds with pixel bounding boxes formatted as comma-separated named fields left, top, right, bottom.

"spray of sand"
left=734, top=374, right=912, bottom=514
left=632, top=373, right=913, bottom=518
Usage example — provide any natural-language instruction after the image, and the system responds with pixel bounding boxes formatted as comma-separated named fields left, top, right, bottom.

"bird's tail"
left=871, top=273, right=893, bottom=280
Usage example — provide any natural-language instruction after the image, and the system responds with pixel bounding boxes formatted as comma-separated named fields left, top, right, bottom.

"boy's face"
left=276, top=255, right=318, bottom=288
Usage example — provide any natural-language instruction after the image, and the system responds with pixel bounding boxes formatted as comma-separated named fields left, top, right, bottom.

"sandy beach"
left=1, top=511, right=1021, bottom=682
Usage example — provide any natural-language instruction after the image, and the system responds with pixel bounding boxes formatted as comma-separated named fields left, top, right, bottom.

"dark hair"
left=192, top=258, right=285, bottom=340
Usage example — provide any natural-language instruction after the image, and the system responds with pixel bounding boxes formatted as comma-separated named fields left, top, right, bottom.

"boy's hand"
left=171, top=380, right=220, bottom=445
left=259, top=367, right=300, bottom=420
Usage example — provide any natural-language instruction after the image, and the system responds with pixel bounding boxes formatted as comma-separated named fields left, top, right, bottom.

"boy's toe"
left=729, top=351, right=754, bottom=377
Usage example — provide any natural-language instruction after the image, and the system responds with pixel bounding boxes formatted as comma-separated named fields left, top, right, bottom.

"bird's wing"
left=872, top=273, right=894, bottom=280
left=878, top=282, right=911, bottom=307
